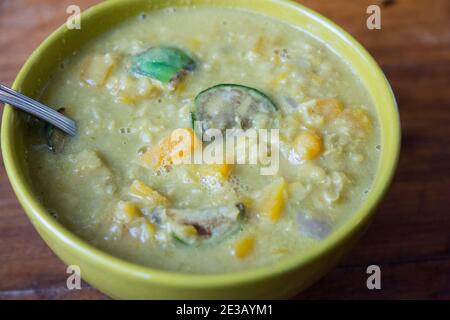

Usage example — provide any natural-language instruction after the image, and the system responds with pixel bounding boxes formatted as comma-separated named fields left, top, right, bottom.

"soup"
left=26, top=7, right=379, bottom=273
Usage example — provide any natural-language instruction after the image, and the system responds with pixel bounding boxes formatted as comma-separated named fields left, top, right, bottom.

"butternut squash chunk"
left=140, top=128, right=201, bottom=169
left=81, top=53, right=118, bottom=87
left=252, top=177, right=287, bottom=221
left=129, top=180, right=169, bottom=206
left=293, top=131, right=323, bottom=161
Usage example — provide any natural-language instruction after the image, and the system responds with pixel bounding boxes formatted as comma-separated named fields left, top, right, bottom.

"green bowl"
left=1, top=0, right=400, bottom=299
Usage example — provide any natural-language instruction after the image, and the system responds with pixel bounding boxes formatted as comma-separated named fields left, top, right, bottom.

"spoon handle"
left=0, top=84, right=77, bottom=136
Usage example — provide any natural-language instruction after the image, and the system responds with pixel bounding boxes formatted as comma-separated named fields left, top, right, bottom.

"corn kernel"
left=117, top=201, right=141, bottom=223
left=293, top=131, right=323, bottom=161
left=316, top=99, right=344, bottom=120
left=122, top=202, right=140, bottom=219
left=233, top=235, right=256, bottom=259
left=143, top=220, right=156, bottom=236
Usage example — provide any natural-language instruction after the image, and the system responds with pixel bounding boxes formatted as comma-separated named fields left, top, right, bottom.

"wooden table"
left=0, top=0, right=449, bottom=300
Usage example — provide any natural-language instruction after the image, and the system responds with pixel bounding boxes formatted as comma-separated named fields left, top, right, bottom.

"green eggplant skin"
left=192, top=84, right=278, bottom=137
left=171, top=203, right=246, bottom=247
left=132, top=46, right=196, bottom=83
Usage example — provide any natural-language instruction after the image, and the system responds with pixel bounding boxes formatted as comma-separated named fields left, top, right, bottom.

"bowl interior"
left=1, top=0, right=399, bottom=285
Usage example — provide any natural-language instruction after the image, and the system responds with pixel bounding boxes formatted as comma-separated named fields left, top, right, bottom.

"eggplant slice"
left=151, top=203, right=246, bottom=246
left=131, top=46, right=196, bottom=84
left=192, top=84, right=278, bottom=138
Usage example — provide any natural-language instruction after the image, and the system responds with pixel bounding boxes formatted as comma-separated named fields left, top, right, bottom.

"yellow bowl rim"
left=1, top=0, right=400, bottom=288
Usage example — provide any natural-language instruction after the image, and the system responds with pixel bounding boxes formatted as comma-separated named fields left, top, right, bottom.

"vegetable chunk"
left=116, top=201, right=141, bottom=223
left=293, top=131, right=323, bottom=161
left=315, top=99, right=344, bottom=121
left=232, top=235, right=256, bottom=259
left=193, top=84, right=278, bottom=137
left=252, top=177, right=287, bottom=221
left=132, top=46, right=196, bottom=84
left=81, top=53, right=118, bottom=87
left=113, top=75, right=162, bottom=105
left=140, top=128, right=201, bottom=170
left=151, top=203, right=246, bottom=246
left=129, top=180, right=170, bottom=206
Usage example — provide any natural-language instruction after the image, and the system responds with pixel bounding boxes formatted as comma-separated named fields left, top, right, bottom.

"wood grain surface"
left=0, top=0, right=449, bottom=300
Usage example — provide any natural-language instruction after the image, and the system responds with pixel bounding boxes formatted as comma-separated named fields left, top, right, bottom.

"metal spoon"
left=0, top=84, right=77, bottom=136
